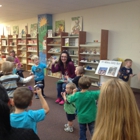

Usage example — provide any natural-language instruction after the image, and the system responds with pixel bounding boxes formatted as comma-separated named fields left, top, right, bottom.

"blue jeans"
left=57, top=83, right=67, bottom=99
left=79, top=121, right=95, bottom=140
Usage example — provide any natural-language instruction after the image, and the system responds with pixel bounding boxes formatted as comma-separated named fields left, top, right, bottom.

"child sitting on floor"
left=10, top=87, right=49, bottom=134
left=61, top=83, right=77, bottom=133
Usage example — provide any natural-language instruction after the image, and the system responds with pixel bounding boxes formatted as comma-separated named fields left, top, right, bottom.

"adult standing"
left=51, top=51, right=75, bottom=105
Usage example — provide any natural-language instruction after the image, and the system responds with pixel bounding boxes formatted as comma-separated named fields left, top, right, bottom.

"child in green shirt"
left=61, top=83, right=77, bottom=133
left=67, top=76, right=100, bottom=140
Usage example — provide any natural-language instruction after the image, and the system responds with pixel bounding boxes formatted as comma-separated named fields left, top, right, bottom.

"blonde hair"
left=66, top=83, right=76, bottom=90
left=1, top=61, right=14, bottom=74
left=6, top=56, right=14, bottom=62
left=76, top=66, right=85, bottom=74
left=31, top=55, right=39, bottom=61
left=92, top=78, right=140, bottom=140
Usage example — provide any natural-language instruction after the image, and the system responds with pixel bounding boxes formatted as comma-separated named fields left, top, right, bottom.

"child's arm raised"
left=36, top=88, right=49, bottom=114
left=19, top=75, right=34, bottom=83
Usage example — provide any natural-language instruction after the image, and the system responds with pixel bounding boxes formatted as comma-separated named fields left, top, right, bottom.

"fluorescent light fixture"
left=0, top=5, right=2, bottom=7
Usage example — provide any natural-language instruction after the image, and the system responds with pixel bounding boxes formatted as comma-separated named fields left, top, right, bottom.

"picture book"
left=13, top=26, right=19, bottom=35
left=30, top=23, right=37, bottom=38
left=65, top=38, right=69, bottom=46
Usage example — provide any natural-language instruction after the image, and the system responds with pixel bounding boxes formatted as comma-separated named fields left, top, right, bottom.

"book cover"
left=71, top=16, right=82, bottom=36
left=13, top=26, right=19, bottom=35
left=55, top=20, right=65, bottom=36
left=48, top=29, right=53, bottom=37
left=65, top=38, right=69, bottom=46
left=30, top=23, right=37, bottom=38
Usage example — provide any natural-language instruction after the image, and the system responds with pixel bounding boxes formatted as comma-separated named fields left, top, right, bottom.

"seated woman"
left=51, top=51, right=75, bottom=105
left=0, top=84, right=40, bottom=140
left=92, top=78, right=140, bottom=140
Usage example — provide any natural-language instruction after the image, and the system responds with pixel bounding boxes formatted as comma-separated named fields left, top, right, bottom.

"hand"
left=64, top=80, right=68, bottom=83
left=35, top=88, right=42, bottom=96
left=31, top=75, right=35, bottom=79
left=61, top=92, right=66, bottom=98
left=73, top=88, right=77, bottom=93
left=30, top=72, right=34, bottom=75
left=52, top=58, right=57, bottom=64
left=65, top=75, right=69, bottom=80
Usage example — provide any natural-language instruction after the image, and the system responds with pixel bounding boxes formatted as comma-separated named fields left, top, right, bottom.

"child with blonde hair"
left=61, top=83, right=77, bottom=133
left=31, top=55, right=47, bottom=99
left=67, top=76, right=100, bottom=140
left=0, top=61, right=34, bottom=98
left=92, top=78, right=140, bottom=140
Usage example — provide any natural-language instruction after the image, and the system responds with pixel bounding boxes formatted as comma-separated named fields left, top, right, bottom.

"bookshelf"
left=26, top=34, right=39, bottom=71
left=79, top=29, right=108, bottom=86
left=46, top=32, right=68, bottom=78
left=1, top=35, right=8, bottom=58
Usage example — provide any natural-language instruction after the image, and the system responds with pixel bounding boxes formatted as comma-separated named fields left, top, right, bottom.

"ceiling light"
left=0, top=5, right=2, bottom=7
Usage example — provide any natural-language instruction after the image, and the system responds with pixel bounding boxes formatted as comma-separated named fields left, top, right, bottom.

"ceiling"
left=0, top=0, right=136, bottom=23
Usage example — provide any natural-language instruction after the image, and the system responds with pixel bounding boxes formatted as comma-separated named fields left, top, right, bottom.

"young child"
left=10, top=87, right=49, bottom=134
left=119, top=59, right=135, bottom=82
left=0, top=61, right=34, bottom=98
left=66, top=66, right=84, bottom=90
left=31, top=55, right=47, bottom=99
left=66, top=76, right=100, bottom=140
left=61, top=83, right=77, bottom=133
left=9, top=50, right=24, bottom=78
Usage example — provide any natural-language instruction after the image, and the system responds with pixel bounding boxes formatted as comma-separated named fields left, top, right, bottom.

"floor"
left=23, top=72, right=140, bottom=140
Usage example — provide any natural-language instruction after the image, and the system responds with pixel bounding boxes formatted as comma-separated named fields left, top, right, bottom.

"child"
left=31, top=55, right=47, bottom=99
left=10, top=87, right=49, bottom=134
left=66, top=66, right=84, bottom=90
left=119, top=59, right=135, bottom=82
left=9, top=50, right=24, bottom=78
left=61, top=83, right=77, bottom=133
left=0, top=61, right=34, bottom=98
left=6, top=56, right=17, bottom=74
left=67, top=76, right=100, bottom=140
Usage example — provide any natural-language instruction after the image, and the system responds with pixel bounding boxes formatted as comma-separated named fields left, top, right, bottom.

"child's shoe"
left=55, top=98, right=61, bottom=103
left=64, top=124, right=69, bottom=128
left=59, top=100, right=64, bottom=105
left=64, top=126, right=73, bottom=132
left=35, top=95, right=39, bottom=99
left=43, top=94, right=47, bottom=98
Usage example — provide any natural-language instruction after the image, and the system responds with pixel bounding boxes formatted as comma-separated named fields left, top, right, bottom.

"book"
left=48, top=30, right=53, bottom=37
left=65, top=38, right=69, bottom=46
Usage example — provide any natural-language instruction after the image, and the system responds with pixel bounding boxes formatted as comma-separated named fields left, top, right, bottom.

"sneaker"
left=43, top=95, right=47, bottom=98
left=59, top=100, right=64, bottom=105
left=64, top=124, right=69, bottom=128
left=55, top=98, right=61, bottom=103
left=64, top=126, right=73, bottom=133
left=35, top=95, right=39, bottom=99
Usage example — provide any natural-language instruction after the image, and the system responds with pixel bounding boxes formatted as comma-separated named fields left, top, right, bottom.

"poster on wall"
left=30, top=23, right=37, bottom=38
left=4, top=26, right=11, bottom=36
left=13, top=26, right=19, bottom=35
left=20, top=24, right=28, bottom=37
left=55, top=20, right=65, bottom=36
left=71, top=16, right=82, bottom=35
left=38, top=14, right=52, bottom=65
left=95, top=60, right=122, bottom=77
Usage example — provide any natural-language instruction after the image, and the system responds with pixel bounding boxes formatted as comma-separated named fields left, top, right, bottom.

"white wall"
left=0, top=17, right=37, bottom=35
left=53, top=0, right=140, bottom=88
left=1, top=0, right=140, bottom=88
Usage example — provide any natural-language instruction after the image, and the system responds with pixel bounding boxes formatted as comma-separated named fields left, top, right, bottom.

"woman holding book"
left=51, top=51, right=75, bottom=105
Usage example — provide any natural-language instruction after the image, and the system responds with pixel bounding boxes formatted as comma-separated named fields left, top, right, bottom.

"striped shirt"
left=0, top=74, right=33, bottom=98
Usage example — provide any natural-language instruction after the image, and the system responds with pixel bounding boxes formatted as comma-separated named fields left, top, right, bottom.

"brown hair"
left=92, top=78, right=140, bottom=140
left=76, top=66, right=85, bottom=74
left=1, top=61, right=14, bottom=74
left=9, top=50, right=16, bottom=57
left=78, top=76, right=91, bottom=89
left=13, top=87, right=33, bottom=109
left=124, top=59, right=132, bottom=62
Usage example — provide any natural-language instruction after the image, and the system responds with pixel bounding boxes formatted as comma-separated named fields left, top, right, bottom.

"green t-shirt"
left=64, top=94, right=76, bottom=114
left=68, top=90, right=100, bottom=124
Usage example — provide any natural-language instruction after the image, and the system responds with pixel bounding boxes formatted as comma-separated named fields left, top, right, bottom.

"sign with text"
left=95, top=60, right=122, bottom=77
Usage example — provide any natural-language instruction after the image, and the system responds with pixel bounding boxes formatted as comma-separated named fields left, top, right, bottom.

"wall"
left=53, top=0, right=140, bottom=88
left=1, top=0, right=140, bottom=88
